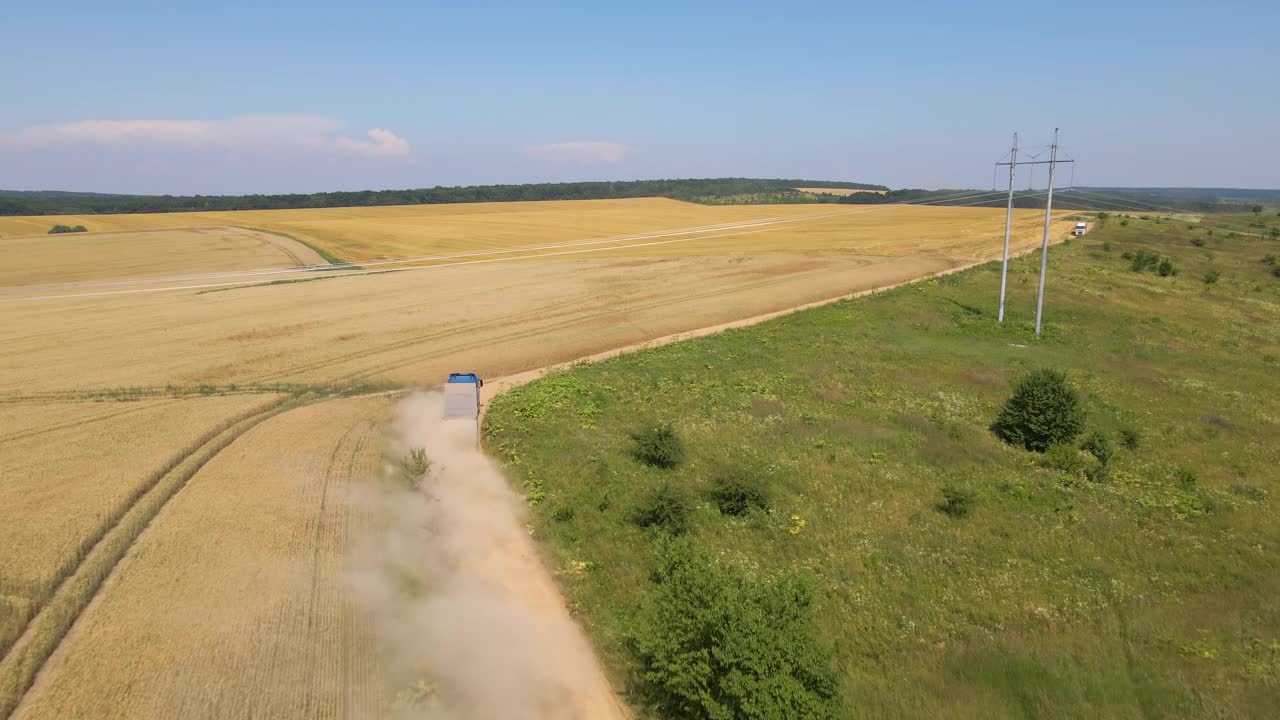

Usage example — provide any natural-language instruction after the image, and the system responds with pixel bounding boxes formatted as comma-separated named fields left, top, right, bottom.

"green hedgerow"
left=991, top=369, right=1086, bottom=452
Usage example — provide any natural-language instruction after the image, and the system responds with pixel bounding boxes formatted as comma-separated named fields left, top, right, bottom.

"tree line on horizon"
left=0, top=178, right=1265, bottom=216
left=0, top=178, right=885, bottom=216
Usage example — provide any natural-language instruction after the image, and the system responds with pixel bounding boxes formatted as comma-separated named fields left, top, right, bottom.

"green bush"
left=1157, top=258, right=1176, bottom=277
left=991, top=369, right=1086, bottom=452
left=632, top=483, right=690, bottom=535
left=1203, top=269, right=1221, bottom=286
left=1129, top=249, right=1160, bottom=272
left=937, top=485, right=975, bottom=518
left=631, top=540, right=839, bottom=719
left=1119, top=428, right=1141, bottom=450
left=550, top=503, right=576, bottom=523
left=1120, top=219, right=1129, bottom=227
left=708, top=465, right=770, bottom=516
left=1190, top=236, right=1206, bottom=248
left=630, top=422, right=684, bottom=469
left=397, top=447, right=431, bottom=488
left=1040, top=443, right=1087, bottom=476
left=1174, top=467, right=1198, bottom=489
left=48, top=224, right=88, bottom=234
left=1080, top=431, right=1113, bottom=466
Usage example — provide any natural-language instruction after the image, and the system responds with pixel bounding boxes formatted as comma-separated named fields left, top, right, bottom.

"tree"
left=632, top=540, right=839, bottom=720
left=991, top=369, right=1086, bottom=452
left=1270, top=227, right=1279, bottom=240
left=1203, top=269, right=1221, bottom=287
left=1253, top=205, right=1264, bottom=215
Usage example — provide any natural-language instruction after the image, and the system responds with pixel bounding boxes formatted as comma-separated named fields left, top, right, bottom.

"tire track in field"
left=0, top=397, right=298, bottom=720
left=300, top=417, right=375, bottom=719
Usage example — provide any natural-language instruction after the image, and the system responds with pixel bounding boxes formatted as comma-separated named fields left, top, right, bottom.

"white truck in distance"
left=1072, top=221, right=1088, bottom=236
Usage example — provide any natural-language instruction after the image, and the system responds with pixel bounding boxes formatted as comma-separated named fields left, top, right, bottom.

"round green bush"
left=630, top=422, right=684, bottom=469
left=991, top=369, right=1086, bottom=452
left=709, top=465, right=770, bottom=516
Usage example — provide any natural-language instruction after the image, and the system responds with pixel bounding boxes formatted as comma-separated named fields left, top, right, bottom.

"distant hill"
left=1075, top=186, right=1280, bottom=201
left=0, top=178, right=888, bottom=216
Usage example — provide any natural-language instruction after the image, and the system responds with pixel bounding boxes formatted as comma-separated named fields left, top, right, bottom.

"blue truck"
left=443, top=372, right=483, bottom=444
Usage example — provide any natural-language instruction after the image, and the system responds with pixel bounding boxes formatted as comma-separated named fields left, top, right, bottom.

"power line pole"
left=995, top=130, right=1073, bottom=334
left=1033, top=128, right=1060, bottom=336
left=997, top=132, right=1018, bottom=322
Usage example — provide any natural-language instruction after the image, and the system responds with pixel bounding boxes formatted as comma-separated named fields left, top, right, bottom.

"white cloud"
left=523, top=140, right=631, bottom=163
left=0, top=116, right=411, bottom=158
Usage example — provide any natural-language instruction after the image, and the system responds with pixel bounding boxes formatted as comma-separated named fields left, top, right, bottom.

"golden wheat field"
left=0, top=197, right=1075, bottom=717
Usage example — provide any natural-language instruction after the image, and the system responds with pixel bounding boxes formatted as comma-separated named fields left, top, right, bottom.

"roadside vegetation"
left=46, top=224, right=87, bottom=234
left=486, top=215, right=1280, bottom=718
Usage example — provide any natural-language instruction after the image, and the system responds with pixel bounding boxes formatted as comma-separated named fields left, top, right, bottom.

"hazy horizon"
left=3, top=1, right=1277, bottom=195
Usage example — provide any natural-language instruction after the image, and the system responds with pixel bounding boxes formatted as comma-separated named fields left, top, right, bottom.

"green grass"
left=485, top=214, right=1280, bottom=719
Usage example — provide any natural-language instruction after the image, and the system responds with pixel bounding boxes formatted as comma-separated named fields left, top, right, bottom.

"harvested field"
left=0, top=227, right=324, bottom=287
left=0, top=198, right=1060, bottom=266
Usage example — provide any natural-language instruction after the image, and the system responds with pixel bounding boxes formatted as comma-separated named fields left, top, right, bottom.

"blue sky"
left=2, top=0, right=1276, bottom=194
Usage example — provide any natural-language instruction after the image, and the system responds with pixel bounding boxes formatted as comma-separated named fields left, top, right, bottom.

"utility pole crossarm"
left=995, top=159, right=1074, bottom=166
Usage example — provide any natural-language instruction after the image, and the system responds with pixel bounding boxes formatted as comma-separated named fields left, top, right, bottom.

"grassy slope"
left=485, top=216, right=1280, bottom=719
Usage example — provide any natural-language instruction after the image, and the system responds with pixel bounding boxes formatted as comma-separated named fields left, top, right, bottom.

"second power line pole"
left=1033, top=128, right=1060, bottom=336
left=998, top=133, right=1018, bottom=322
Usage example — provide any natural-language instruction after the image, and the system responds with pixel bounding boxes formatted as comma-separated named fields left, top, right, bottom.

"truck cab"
left=1072, top=222, right=1088, bottom=236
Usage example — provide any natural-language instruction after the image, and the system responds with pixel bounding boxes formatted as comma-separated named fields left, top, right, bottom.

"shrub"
left=1119, top=428, right=1141, bottom=450
left=48, top=224, right=88, bottom=234
left=1202, top=269, right=1221, bottom=287
left=1119, top=219, right=1129, bottom=227
left=630, top=423, right=684, bottom=469
left=1102, top=241, right=1112, bottom=252
left=937, top=485, right=975, bottom=518
left=1040, top=443, right=1087, bottom=476
left=632, top=483, right=690, bottom=535
left=1174, top=467, right=1198, bottom=489
left=1121, top=250, right=1135, bottom=260
left=991, top=369, right=1086, bottom=452
left=632, top=540, right=839, bottom=720
left=1190, top=236, right=1206, bottom=247
left=1157, top=258, right=1175, bottom=277
left=397, top=447, right=431, bottom=488
left=708, top=465, right=770, bottom=516
left=1080, top=431, right=1113, bottom=465
left=1129, top=249, right=1160, bottom=272
left=1264, top=255, right=1278, bottom=267
left=550, top=503, right=576, bottom=523
left=1085, top=463, right=1109, bottom=483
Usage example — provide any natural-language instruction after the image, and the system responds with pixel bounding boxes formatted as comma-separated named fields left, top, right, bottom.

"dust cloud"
left=349, top=391, right=626, bottom=720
